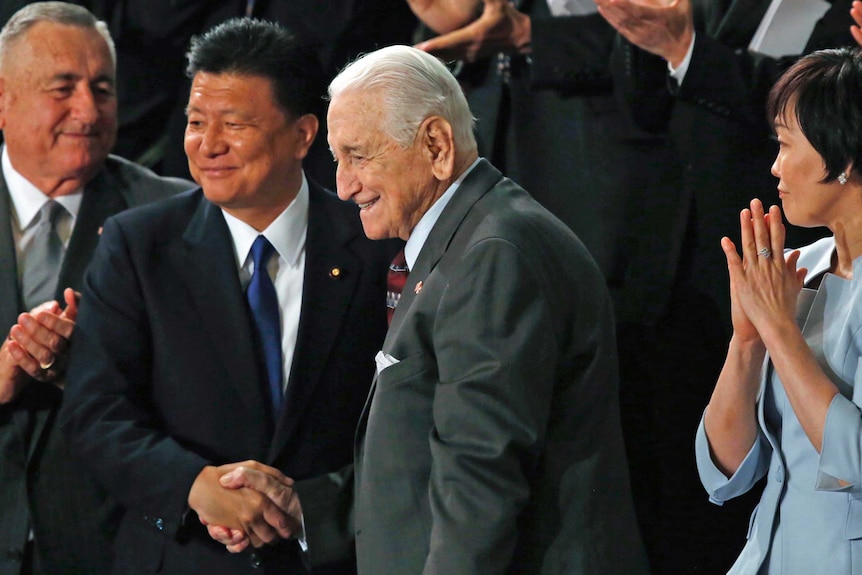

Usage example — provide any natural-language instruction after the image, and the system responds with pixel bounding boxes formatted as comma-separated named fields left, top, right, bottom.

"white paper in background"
left=546, top=0, right=599, bottom=17
left=748, top=0, right=830, bottom=58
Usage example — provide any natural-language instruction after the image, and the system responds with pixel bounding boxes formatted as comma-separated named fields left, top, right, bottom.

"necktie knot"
left=250, top=235, right=275, bottom=273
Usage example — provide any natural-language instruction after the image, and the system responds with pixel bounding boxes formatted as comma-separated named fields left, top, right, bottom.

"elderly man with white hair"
left=207, top=44, right=647, bottom=575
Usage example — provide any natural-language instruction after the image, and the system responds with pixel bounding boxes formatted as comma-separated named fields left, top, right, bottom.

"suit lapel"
left=173, top=194, right=270, bottom=421
left=384, top=159, right=503, bottom=348
left=268, top=183, right=361, bottom=459
left=357, top=160, right=502, bottom=448
left=0, top=173, right=21, bottom=328
left=56, top=167, right=129, bottom=298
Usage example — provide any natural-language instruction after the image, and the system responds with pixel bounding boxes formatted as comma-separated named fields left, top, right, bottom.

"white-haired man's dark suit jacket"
left=297, top=159, right=648, bottom=575
left=0, top=155, right=191, bottom=575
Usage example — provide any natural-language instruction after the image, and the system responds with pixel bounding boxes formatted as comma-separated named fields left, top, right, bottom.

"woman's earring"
left=838, top=172, right=848, bottom=185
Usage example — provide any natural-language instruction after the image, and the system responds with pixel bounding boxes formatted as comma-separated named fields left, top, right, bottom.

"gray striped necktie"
left=22, top=200, right=65, bottom=310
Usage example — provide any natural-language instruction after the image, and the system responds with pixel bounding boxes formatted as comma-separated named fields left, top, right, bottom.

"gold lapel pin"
left=329, top=267, right=342, bottom=279
left=414, top=281, right=423, bottom=294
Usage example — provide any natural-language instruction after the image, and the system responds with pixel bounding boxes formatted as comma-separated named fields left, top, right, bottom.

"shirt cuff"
left=667, top=31, right=696, bottom=86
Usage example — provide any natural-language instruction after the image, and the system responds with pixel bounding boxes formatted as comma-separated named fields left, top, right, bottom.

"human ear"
left=292, top=113, right=320, bottom=160
left=422, top=116, right=455, bottom=181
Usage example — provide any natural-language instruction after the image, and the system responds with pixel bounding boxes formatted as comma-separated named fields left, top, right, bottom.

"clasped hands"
left=721, top=199, right=807, bottom=346
left=0, top=287, right=78, bottom=403
left=413, top=0, right=531, bottom=62
left=189, top=461, right=302, bottom=554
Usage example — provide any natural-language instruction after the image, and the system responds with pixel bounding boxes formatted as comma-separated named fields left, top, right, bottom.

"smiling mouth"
left=357, top=199, right=377, bottom=210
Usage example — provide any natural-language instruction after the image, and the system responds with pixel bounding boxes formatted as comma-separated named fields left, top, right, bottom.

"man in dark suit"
left=594, top=0, right=855, bottom=572
left=406, top=0, right=652, bottom=281
left=59, top=18, right=395, bottom=575
left=0, top=4, right=191, bottom=574
left=208, top=44, right=647, bottom=575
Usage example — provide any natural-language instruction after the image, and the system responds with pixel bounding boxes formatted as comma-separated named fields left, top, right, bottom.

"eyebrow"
left=49, top=72, right=115, bottom=86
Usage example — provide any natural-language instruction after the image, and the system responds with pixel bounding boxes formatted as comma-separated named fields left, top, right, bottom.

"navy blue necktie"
left=247, top=236, right=283, bottom=415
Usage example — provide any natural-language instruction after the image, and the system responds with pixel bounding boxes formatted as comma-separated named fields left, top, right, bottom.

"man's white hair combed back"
left=0, top=2, right=115, bottom=71
left=329, top=45, right=477, bottom=153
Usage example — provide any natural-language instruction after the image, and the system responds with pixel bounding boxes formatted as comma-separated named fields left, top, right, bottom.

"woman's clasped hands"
left=721, top=199, right=808, bottom=345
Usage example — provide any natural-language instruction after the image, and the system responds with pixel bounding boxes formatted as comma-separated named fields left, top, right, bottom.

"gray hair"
left=0, top=2, right=115, bottom=71
left=329, top=45, right=476, bottom=153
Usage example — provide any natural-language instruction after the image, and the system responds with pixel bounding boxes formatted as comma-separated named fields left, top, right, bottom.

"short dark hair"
left=186, top=18, right=324, bottom=119
left=768, top=47, right=862, bottom=183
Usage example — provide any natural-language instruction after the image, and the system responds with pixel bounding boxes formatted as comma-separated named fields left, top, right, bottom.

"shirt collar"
left=221, top=171, right=310, bottom=271
left=2, top=145, right=84, bottom=229
left=404, top=157, right=481, bottom=270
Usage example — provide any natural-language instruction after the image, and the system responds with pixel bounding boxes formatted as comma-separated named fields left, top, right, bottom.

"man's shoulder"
left=98, top=155, right=195, bottom=206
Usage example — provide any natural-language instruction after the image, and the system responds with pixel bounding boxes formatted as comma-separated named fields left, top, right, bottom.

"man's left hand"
left=5, top=288, right=79, bottom=390
left=414, top=0, right=532, bottom=62
left=595, top=0, right=694, bottom=68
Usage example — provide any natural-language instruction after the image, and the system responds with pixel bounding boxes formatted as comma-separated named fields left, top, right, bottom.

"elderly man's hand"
left=1, top=288, right=79, bottom=402
left=190, top=461, right=302, bottom=552
left=595, top=0, right=694, bottom=68
left=414, top=0, right=531, bottom=63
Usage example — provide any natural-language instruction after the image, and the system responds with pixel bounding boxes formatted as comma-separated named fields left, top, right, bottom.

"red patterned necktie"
left=386, top=249, right=409, bottom=325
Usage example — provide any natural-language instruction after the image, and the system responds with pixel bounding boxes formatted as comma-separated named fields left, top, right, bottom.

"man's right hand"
left=595, top=0, right=694, bottom=68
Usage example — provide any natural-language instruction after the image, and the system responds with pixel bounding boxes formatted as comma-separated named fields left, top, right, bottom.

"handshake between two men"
left=189, top=462, right=303, bottom=553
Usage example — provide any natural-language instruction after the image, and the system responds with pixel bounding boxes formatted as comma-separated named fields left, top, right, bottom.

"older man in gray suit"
left=206, top=45, right=647, bottom=575
left=0, top=4, right=190, bottom=574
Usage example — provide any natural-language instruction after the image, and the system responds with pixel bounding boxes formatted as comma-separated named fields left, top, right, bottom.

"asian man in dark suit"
left=59, top=18, right=395, bottom=575
left=0, top=4, right=191, bottom=574
left=204, top=45, right=647, bottom=575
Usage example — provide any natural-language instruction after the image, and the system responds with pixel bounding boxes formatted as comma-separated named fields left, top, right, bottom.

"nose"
left=70, top=85, right=99, bottom=125
left=335, top=160, right=361, bottom=201
left=770, top=154, right=781, bottom=179
left=198, top=124, right=228, bottom=157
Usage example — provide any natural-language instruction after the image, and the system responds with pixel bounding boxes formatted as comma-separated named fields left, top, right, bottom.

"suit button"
left=249, top=552, right=262, bottom=568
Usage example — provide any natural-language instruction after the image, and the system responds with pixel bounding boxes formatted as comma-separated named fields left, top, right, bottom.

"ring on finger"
left=758, top=247, right=772, bottom=258
left=39, top=357, right=55, bottom=370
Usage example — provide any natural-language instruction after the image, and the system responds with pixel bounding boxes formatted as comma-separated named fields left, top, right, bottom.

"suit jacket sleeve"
left=419, top=238, right=559, bottom=574
left=529, top=13, right=615, bottom=92
left=695, top=410, right=771, bottom=504
left=293, top=464, right=356, bottom=567
left=60, top=216, right=209, bottom=537
left=611, top=2, right=854, bottom=134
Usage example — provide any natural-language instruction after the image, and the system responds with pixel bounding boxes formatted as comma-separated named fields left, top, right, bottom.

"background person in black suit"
left=406, top=0, right=661, bottom=283
left=594, top=0, right=855, bottom=572
left=59, top=18, right=396, bottom=575
left=0, top=4, right=191, bottom=574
